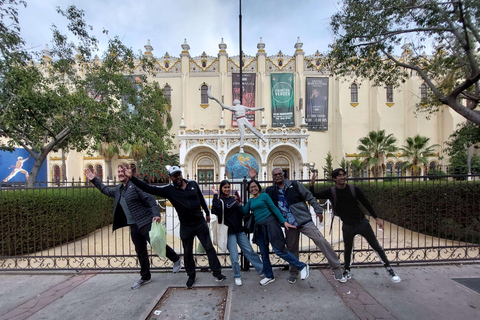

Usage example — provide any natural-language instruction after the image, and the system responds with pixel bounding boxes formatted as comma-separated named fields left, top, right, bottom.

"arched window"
left=386, top=85, right=393, bottom=102
left=201, top=84, right=209, bottom=104
left=164, top=84, right=171, bottom=104
left=350, top=83, right=358, bottom=103
left=386, top=161, right=394, bottom=176
left=53, top=165, right=61, bottom=184
left=394, top=162, right=403, bottom=176
left=429, top=161, right=437, bottom=172
left=420, top=84, right=427, bottom=100
left=95, top=164, right=103, bottom=181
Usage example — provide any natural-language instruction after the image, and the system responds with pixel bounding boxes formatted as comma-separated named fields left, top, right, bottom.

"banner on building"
left=1, top=148, right=47, bottom=184
left=232, top=73, right=256, bottom=126
left=271, top=73, right=294, bottom=127
left=306, top=77, right=329, bottom=131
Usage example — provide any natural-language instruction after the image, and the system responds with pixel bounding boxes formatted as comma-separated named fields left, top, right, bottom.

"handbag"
left=149, top=222, right=167, bottom=258
left=243, top=213, right=255, bottom=234
left=216, top=199, right=229, bottom=252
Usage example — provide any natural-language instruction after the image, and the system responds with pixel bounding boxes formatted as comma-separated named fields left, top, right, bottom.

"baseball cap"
left=168, top=166, right=182, bottom=175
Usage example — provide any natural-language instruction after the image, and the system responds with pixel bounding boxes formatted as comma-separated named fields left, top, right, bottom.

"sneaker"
left=287, top=275, right=297, bottom=284
left=385, top=266, right=401, bottom=283
left=343, top=269, right=352, bottom=280
left=334, top=269, right=347, bottom=283
left=186, top=276, right=195, bottom=289
left=235, top=278, right=243, bottom=286
left=214, top=273, right=227, bottom=282
left=131, top=278, right=151, bottom=290
left=172, top=258, right=182, bottom=274
left=260, top=277, right=275, bottom=286
left=300, top=264, right=310, bottom=280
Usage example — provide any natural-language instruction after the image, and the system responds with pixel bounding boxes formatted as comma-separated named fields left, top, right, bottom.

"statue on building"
left=207, top=86, right=266, bottom=153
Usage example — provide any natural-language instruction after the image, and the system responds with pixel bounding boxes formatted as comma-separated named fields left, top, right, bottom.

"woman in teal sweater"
left=242, top=180, right=310, bottom=286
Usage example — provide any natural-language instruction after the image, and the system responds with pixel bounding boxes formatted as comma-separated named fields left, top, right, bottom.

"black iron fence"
left=1, top=174, right=479, bottom=271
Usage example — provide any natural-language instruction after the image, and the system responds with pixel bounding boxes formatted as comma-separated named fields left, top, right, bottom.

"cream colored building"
left=48, top=38, right=463, bottom=183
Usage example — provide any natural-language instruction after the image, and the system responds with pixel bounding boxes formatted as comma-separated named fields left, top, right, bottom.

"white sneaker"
left=300, top=264, right=310, bottom=280
left=385, top=266, right=401, bottom=283
left=235, top=278, right=243, bottom=286
left=259, top=277, right=275, bottom=286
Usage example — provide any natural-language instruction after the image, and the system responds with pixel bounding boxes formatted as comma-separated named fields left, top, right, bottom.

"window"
left=201, top=84, right=208, bottom=104
left=164, top=84, right=171, bottom=104
left=386, top=161, right=394, bottom=176
left=428, top=161, right=437, bottom=172
left=350, top=83, right=358, bottom=103
left=53, top=165, right=61, bottom=184
left=386, top=85, right=393, bottom=103
left=95, top=164, right=103, bottom=181
left=420, top=84, right=427, bottom=100
left=394, top=162, right=403, bottom=176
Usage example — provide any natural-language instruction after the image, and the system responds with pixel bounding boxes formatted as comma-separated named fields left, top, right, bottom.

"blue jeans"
left=256, top=227, right=306, bottom=279
left=227, top=232, right=264, bottom=278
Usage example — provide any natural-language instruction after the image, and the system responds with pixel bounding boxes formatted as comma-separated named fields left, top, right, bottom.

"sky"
left=17, top=0, right=341, bottom=59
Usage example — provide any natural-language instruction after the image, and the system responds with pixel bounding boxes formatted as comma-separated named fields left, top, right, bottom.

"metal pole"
left=239, top=0, right=243, bottom=104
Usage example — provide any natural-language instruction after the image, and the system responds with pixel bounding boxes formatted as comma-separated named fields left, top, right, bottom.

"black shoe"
left=343, top=269, right=352, bottom=280
left=214, top=273, right=227, bottom=282
left=186, top=277, right=195, bottom=289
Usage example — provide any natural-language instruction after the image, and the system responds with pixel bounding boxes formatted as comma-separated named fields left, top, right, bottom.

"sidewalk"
left=0, top=264, right=479, bottom=320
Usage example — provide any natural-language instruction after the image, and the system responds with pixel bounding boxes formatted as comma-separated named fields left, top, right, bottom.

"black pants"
left=181, top=221, right=222, bottom=278
left=130, top=222, right=180, bottom=280
left=342, top=218, right=390, bottom=270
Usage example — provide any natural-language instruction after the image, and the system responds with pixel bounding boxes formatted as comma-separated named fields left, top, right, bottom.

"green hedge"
left=0, top=187, right=114, bottom=256
left=309, top=180, right=480, bottom=245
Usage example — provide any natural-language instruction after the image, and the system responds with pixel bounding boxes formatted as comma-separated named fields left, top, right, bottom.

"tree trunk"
left=26, top=152, right=47, bottom=188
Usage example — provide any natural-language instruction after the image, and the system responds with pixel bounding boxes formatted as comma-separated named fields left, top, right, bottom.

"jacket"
left=90, top=177, right=160, bottom=231
left=265, top=179, right=323, bottom=226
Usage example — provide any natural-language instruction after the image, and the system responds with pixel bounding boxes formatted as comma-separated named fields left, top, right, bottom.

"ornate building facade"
left=47, top=38, right=463, bottom=183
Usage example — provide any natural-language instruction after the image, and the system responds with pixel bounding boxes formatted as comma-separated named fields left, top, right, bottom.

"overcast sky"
left=17, top=0, right=340, bottom=58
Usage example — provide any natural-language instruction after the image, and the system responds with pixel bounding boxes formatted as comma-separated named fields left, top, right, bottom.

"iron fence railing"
left=1, top=174, right=479, bottom=271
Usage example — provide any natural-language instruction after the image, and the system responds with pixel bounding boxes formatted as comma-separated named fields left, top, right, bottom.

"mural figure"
left=3, top=156, right=30, bottom=182
left=207, top=86, right=266, bottom=153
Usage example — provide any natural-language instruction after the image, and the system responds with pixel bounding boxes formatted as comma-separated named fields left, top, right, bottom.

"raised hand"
left=85, top=168, right=95, bottom=181
left=211, top=185, right=218, bottom=195
left=248, top=167, right=257, bottom=180
left=310, top=171, right=318, bottom=187
left=120, top=164, right=133, bottom=178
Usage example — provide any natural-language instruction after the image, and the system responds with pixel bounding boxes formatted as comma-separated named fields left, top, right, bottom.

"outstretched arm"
left=207, top=86, right=234, bottom=112
left=245, top=107, right=265, bottom=112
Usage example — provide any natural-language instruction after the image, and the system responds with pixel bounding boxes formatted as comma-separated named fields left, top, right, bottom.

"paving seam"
left=0, top=271, right=100, bottom=320
left=320, top=269, right=397, bottom=320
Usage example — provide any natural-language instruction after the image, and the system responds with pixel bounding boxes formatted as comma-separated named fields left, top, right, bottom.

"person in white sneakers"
left=211, top=180, right=264, bottom=286
left=310, top=168, right=400, bottom=283
left=241, top=180, right=310, bottom=286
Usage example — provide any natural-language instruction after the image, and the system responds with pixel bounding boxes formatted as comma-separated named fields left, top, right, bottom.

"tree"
left=322, top=151, right=334, bottom=178
left=400, top=134, right=439, bottom=175
left=329, top=0, right=480, bottom=125
left=357, top=130, right=398, bottom=177
left=348, top=157, right=364, bottom=178
left=95, top=142, right=120, bottom=180
left=0, top=4, right=173, bottom=187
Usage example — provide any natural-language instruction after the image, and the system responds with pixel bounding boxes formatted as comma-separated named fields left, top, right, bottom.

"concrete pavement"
left=0, top=263, right=479, bottom=320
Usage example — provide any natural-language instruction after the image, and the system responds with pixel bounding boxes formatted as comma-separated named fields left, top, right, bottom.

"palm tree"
left=357, top=130, right=398, bottom=177
left=400, top=135, right=439, bottom=176
left=96, top=142, right=120, bottom=181
left=348, top=157, right=365, bottom=178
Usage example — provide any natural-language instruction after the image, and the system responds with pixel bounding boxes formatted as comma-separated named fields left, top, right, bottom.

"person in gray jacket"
left=252, top=167, right=346, bottom=283
left=85, top=165, right=181, bottom=290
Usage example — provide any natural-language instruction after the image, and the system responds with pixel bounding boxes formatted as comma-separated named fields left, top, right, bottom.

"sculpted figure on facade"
left=207, top=86, right=266, bottom=153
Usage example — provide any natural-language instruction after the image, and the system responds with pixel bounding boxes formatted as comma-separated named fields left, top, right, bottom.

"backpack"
left=329, top=184, right=356, bottom=233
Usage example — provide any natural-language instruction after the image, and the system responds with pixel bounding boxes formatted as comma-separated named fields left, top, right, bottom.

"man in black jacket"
left=86, top=165, right=181, bottom=290
left=310, top=168, right=400, bottom=283
left=122, top=165, right=226, bottom=289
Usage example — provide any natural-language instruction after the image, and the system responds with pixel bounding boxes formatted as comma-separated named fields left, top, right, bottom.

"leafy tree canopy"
left=329, top=0, right=480, bottom=124
left=357, top=129, right=398, bottom=177
left=0, top=2, right=173, bottom=186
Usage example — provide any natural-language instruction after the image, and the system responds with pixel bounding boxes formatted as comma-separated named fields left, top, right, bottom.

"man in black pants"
left=86, top=166, right=182, bottom=290
left=122, top=165, right=226, bottom=289
left=310, top=168, right=400, bottom=283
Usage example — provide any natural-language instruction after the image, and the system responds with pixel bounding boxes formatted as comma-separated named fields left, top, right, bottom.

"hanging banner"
left=271, top=73, right=294, bottom=127
left=306, top=77, right=329, bottom=131
left=232, top=73, right=256, bottom=126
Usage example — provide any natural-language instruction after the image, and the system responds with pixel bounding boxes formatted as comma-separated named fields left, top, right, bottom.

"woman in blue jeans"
left=241, top=180, right=310, bottom=286
left=211, top=180, right=264, bottom=286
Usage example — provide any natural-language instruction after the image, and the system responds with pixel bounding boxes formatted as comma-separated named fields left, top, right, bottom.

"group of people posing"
left=85, top=165, right=400, bottom=290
